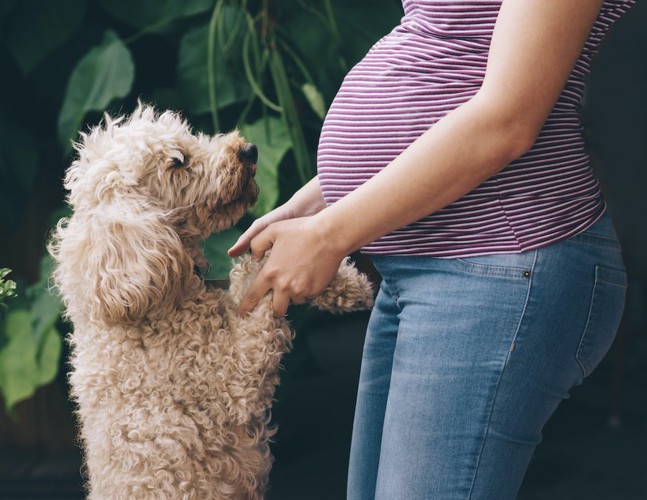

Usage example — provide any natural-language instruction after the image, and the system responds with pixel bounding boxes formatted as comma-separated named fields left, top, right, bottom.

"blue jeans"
left=347, top=215, right=627, bottom=499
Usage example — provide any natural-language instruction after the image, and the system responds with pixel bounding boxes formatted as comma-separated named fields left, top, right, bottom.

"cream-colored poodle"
left=49, top=104, right=373, bottom=499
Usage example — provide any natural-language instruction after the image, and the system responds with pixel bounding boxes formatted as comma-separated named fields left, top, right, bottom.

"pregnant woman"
left=229, top=1, right=635, bottom=498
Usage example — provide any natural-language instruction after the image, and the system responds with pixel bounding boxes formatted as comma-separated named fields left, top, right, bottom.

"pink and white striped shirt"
left=317, top=0, right=635, bottom=257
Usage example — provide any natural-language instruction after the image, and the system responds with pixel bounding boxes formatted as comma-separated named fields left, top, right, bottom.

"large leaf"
left=268, top=46, right=313, bottom=184
left=240, top=116, right=292, bottom=218
left=57, top=30, right=134, bottom=152
left=6, top=0, right=86, bottom=74
left=301, top=83, right=327, bottom=120
left=177, top=11, right=250, bottom=116
left=0, top=308, right=63, bottom=412
left=28, top=254, right=63, bottom=348
left=29, top=287, right=61, bottom=344
left=98, top=0, right=213, bottom=31
left=0, top=269, right=17, bottom=311
left=0, top=254, right=64, bottom=412
left=0, top=310, right=38, bottom=411
left=35, top=326, right=63, bottom=386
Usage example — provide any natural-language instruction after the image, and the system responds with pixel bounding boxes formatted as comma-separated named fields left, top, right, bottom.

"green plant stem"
left=217, top=0, right=246, bottom=54
left=208, top=0, right=225, bottom=133
left=267, top=39, right=313, bottom=184
left=323, top=0, right=341, bottom=43
left=242, top=29, right=282, bottom=112
left=323, top=0, right=348, bottom=71
left=277, top=37, right=314, bottom=84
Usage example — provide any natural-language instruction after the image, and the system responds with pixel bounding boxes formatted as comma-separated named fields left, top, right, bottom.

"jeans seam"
left=466, top=249, right=537, bottom=499
left=506, top=250, right=538, bottom=360
left=576, top=277, right=598, bottom=378
left=566, top=235, right=621, bottom=249
left=451, top=259, right=530, bottom=279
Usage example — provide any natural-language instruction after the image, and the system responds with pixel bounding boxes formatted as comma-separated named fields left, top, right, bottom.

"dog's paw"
left=311, top=258, right=374, bottom=313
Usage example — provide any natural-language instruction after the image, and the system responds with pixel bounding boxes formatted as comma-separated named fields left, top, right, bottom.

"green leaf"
left=27, top=254, right=62, bottom=342
left=268, top=46, right=313, bottom=184
left=240, top=117, right=292, bottom=217
left=6, top=0, right=86, bottom=74
left=29, top=288, right=61, bottom=343
left=0, top=268, right=17, bottom=308
left=301, top=83, right=327, bottom=120
left=202, top=227, right=242, bottom=279
left=35, top=326, right=62, bottom=386
left=57, top=30, right=134, bottom=152
left=98, top=0, right=213, bottom=31
left=0, top=310, right=38, bottom=411
left=177, top=13, right=250, bottom=116
left=29, top=254, right=55, bottom=296
left=0, top=298, right=63, bottom=411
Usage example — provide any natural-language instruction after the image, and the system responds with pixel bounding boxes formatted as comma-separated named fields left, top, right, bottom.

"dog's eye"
left=169, top=154, right=186, bottom=169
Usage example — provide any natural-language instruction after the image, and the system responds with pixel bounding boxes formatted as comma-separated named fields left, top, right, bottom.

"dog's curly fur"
left=48, top=104, right=373, bottom=499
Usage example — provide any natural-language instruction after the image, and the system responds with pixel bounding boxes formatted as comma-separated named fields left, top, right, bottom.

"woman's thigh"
left=469, top=217, right=627, bottom=497
left=363, top=216, right=626, bottom=500
left=347, top=280, right=401, bottom=500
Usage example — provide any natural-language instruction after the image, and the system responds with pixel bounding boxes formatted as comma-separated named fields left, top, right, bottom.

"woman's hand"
left=228, top=203, right=296, bottom=258
left=228, top=176, right=327, bottom=258
left=237, top=215, right=346, bottom=317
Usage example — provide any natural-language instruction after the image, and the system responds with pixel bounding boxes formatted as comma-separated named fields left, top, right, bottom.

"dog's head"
left=65, top=104, right=258, bottom=237
left=50, top=104, right=258, bottom=326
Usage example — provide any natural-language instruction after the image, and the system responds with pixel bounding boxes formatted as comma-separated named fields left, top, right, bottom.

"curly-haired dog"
left=49, top=104, right=373, bottom=499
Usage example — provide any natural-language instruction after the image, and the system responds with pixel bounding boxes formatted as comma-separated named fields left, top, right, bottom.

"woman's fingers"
left=249, top=224, right=277, bottom=261
left=228, top=219, right=267, bottom=257
left=238, top=275, right=270, bottom=315
left=237, top=267, right=291, bottom=317
left=227, top=237, right=250, bottom=258
left=228, top=205, right=292, bottom=258
left=235, top=216, right=343, bottom=317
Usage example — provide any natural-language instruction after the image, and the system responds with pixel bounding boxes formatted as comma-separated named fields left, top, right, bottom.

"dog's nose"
left=238, top=143, right=258, bottom=169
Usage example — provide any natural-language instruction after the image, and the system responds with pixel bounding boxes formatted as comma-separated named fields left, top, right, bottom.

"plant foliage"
left=0, top=262, right=63, bottom=413
left=0, top=269, right=17, bottom=312
left=0, top=0, right=402, bottom=411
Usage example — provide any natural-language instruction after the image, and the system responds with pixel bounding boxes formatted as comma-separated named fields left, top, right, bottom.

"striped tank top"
left=317, top=0, right=635, bottom=257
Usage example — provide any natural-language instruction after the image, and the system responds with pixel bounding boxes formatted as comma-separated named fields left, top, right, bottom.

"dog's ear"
left=50, top=206, right=194, bottom=326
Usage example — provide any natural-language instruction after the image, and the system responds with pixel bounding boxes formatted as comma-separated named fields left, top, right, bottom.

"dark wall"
left=587, top=1, right=647, bottom=334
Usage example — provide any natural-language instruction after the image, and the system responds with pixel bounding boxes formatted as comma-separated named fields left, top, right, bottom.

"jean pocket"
left=576, top=265, right=627, bottom=378
left=449, top=252, right=534, bottom=280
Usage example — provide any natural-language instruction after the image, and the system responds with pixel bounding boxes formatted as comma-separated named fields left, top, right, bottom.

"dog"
left=49, top=104, right=373, bottom=499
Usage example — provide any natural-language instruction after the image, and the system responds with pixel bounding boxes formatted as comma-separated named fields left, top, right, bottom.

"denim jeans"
left=347, top=215, right=627, bottom=500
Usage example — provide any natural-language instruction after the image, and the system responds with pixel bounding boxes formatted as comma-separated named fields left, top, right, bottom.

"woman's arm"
left=239, top=0, right=605, bottom=316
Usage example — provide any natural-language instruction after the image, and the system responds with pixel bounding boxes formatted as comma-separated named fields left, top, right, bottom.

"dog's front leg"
left=229, top=253, right=373, bottom=314
left=309, top=258, right=374, bottom=313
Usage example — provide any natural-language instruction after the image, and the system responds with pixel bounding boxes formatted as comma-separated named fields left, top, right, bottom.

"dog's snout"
left=238, top=143, right=258, bottom=168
